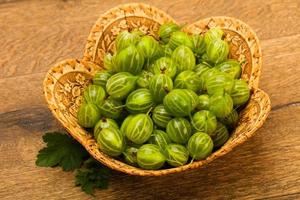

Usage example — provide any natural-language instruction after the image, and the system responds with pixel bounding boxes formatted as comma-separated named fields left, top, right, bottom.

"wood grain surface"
left=0, top=0, right=299, bottom=199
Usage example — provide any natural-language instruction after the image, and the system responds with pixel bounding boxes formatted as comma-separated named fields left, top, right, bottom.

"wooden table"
left=0, top=0, right=299, bottom=199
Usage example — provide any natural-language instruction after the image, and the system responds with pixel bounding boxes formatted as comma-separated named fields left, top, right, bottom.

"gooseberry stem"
left=146, top=107, right=153, bottom=115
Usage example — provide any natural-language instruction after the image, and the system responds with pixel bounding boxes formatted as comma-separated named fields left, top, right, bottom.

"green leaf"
left=36, top=132, right=89, bottom=171
left=75, top=158, right=110, bottom=195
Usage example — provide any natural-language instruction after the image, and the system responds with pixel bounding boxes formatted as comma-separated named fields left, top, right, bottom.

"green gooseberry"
left=204, top=27, right=224, bottom=46
left=137, top=35, right=162, bottom=66
left=219, top=109, right=239, bottom=129
left=98, top=97, right=123, bottom=119
left=158, top=22, right=180, bottom=44
left=183, top=89, right=199, bottom=110
left=148, top=130, right=171, bottom=151
left=174, top=70, right=201, bottom=92
left=215, top=59, right=242, bottom=79
left=115, top=30, right=141, bottom=51
left=137, top=144, right=166, bottom=170
left=103, top=53, right=115, bottom=71
left=77, top=103, right=101, bottom=128
left=120, top=115, right=134, bottom=135
left=199, top=68, right=220, bottom=91
left=124, top=114, right=153, bottom=144
left=94, top=117, right=119, bottom=139
left=136, top=70, right=154, bottom=88
left=152, top=104, right=172, bottom=128
left=97, top=127, right=125, bottom=157
left=231, top=79, right=250, bottom=106
left=150, top=57, right=177, bottom=79
left=206, top=39, right=229, bottom=64
left=166, top=118, right=192, bottom=144
left=114, top=45, right=144, bottom=75
left=125, top=88, right=154, bottom=113
left=106, top=72, right=137, bottom=100
left=172, top=45, right=196, bottom=73
left=163, top=89, right=193, bottom=117
left=165, top=144, right=189, bottom=167
left=211, top=122, right=229, bottom=148
left=191, top=34, right=206, bottom=55
left=83, top=85, right=106, bottom=106
left=194, top=62, right=212, bottom=77
left=123, top=145, right=139, bottom=166
left=168, top=31, right=193, bottom=50
left=206, top=72, right=234, bottom=95
left=187, top=132, right=213, bottom=160
left=162, top=44, right=173, bottom=57
left=149, top=74, right=173, bottom=103
left=197, top=94, right=210, bottom=110
left=209, top=91, right=233, bottom=118
left=93, top=70, right=113, bottom=88
left=191, top=110, right=217, bottom=135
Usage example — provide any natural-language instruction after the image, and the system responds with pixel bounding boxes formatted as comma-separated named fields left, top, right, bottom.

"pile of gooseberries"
left=77, top=23, right=250, bottom=170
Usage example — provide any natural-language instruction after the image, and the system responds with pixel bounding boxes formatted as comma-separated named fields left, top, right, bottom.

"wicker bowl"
left=43, top=3, right=271, bottom=176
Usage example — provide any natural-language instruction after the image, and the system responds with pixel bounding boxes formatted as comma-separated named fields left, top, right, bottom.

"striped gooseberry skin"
left=115, top=30, right=140, bottom=51
left=165, top=144, right=189, bottom=167
left=219, top=109, right=239, bottom=129
left=152, top=104, right=172, bottom=128
left=174, top=70, right=201, bottom=92
left=120, top=115, right=134, bottom=135
left=83, top=85, right=106, bottom=106
left=172, top=45, right=196, bottom=73
left=199, top=68, right=220, bottom=91
left=93, top=70, right=113, bottom=88
left=211, top=122, right=229, bottom=148
left=206, top=72, right=234, bottom=95
left=106, top=72, right=137, bottom=100
left=94, top=118, right=119, bottom=139
left=158, top=22, right=180, bottom=44
left=230, top=79, right=250, bottom=106
left=124, top=114, right=153, bottom=144
left=114, top=45, right=144, bottom=75
left=168, top=31, right=193, bottom=50
left=103, top=53, right=114, bottom=70
left=191, top=35, right=206, bottom=55
left=163, top=89, right=193, bottom=117
left=125, top=88, right=154, bottom=113
left=204, top=27, right=224, bottom=46
left=77, top=103, right=101, bottom=128
left=197, top=94, right=210, bottom=110
left=123, top=145, right=139, bottom=166
left=166, top=118, right=192, bottom=144
left=206, top=39, right=229, bottom=64
left=191, top=110, right=217, bottom=135
left=97, top=128, right=125, bottom=157
left=148, top=130, right=171, bottom=151
left=137, top=35, right=162, bottom=66
left=137, top=144, right=166, bottom=170
left=187, top=132, right=213, bottom=160
left=183, top=89, right=199, bottom=111
left=194, top=62, right=212, bottom=78
left=215, top=59, right=242, bottom=79
left=149, top=74, right=173, bottom=103
left=98, top=97, right=123, bottom=119
left=150, top=57, right=177, bottom=79
left=136, top=70, right=154, bottom=88
left=209, top=91, right=233, bottom=118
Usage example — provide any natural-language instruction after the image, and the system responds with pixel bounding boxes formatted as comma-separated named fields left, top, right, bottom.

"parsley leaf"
left=75, top=158, right=110, bottom=195
left=36, top=132, right=89, bottom=171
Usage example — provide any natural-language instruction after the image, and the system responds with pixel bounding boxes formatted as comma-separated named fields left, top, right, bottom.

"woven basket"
left=43, top=3, right=271, bottom=176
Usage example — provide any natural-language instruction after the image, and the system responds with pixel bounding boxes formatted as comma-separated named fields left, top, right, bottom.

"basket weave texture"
left=43, top=3, right=271, bottom=176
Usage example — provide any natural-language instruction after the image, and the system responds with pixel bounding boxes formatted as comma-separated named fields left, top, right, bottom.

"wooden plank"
left=1, top=0, right=300, bottom=79
left=0, top=106, right=299, bottom=200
